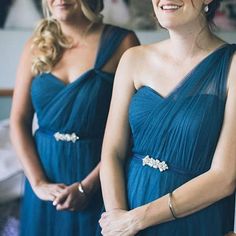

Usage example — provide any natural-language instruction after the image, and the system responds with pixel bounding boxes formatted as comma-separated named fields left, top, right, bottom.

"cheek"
left=152, top=0, right=159, bottom=7
left=73, top=0, right=81, bottom=8
left=46, top=0, right=54, bottom=11
left=152, top=0, right=159, bottom=15
left=188, top=0, right=203, bottom=12
left=47, top=0, right=55, bottom=7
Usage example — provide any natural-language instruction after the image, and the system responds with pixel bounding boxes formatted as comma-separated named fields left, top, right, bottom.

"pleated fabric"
left=127, top=44, right=236, bottom=236
left=20, top=24, right=132, bottom=236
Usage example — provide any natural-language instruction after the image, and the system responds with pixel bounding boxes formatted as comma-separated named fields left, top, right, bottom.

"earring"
left=204, top=5, right=209, bottom=13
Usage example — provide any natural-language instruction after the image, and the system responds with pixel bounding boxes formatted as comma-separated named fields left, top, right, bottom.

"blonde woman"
left=99, top=0, right=236, bottom=235
left=10, top=0, right=139, bottom=235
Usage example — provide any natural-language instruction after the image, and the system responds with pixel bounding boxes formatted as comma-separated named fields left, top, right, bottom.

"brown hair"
left=205, top=0, right=221, bottom=22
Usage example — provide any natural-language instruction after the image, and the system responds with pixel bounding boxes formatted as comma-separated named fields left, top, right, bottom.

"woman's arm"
left=10, top=39, right=66, bottom=201
left=100, top=52, right=236, bottom=235
left=100, top=46, right=140, bottom=211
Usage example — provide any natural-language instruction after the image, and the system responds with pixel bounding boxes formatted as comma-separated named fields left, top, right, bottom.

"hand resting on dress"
left=32, top=180, right=66, bottom=202
left=52, top=182, right=91, bottom=211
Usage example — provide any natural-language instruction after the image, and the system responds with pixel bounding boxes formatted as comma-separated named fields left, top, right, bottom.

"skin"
left=99, top=0, right=236, bottom=235
left=10, top=0, right=139, bottom=212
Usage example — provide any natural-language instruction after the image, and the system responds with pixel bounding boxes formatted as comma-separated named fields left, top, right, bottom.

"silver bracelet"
left=168, top=192, right=178, bottom=219
left=77, top=182, right=86, bottom=195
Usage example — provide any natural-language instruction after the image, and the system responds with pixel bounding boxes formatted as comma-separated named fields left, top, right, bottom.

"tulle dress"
left=127, top=44, right=236, bottom=235
left=20, top=24, right=132, bottom=236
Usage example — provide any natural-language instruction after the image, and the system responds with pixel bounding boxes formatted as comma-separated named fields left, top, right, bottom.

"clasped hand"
left=33, top=181, right=89, bottom=211
left=99, top=209, right=139, bottom=236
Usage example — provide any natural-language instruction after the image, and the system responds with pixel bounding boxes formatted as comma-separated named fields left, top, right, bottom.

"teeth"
left=161, top=5, right=180, bottom=10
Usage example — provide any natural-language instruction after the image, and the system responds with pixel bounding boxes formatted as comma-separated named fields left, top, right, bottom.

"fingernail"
left=53, top=201, right=57, bottom=206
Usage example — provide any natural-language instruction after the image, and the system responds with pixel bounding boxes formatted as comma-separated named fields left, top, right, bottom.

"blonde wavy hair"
left=31, top=0, right=104, bottom=75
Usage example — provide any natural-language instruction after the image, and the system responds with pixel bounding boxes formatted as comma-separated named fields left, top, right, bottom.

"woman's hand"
left=99, top=209, right=139, bottom=236
left=32, top=180, right=66, bottom=201
left=53, top=182, right=90, bottom=211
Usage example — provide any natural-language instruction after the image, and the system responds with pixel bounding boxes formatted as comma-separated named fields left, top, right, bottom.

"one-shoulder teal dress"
left=20, top=25, right=132, bottom=236
left=127, top=44, right=236, bottom=235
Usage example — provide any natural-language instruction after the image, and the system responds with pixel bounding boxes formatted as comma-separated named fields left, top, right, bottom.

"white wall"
left=137, top=30, right=236, bottom=45
left=0, top=30, right=31, bottom=89
left=0, top=29, right=236, bottom=89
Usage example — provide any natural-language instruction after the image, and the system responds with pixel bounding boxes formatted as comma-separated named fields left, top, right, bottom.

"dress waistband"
left=132, top=153, right=205, bottom=177
left=36, top=128, right=101, bottom=143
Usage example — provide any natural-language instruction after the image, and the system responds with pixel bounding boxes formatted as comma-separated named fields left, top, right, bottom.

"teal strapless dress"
left=127, top=44, right=236, bottom=236
left=20, top=25, right=133, bottom=236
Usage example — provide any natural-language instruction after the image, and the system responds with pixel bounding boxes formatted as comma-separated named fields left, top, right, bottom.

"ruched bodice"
left=31, top=24, right=129, bottom=138
left=126, top=44, right=236, bottom=236
left=20, top=25, right=132, bottom=236
left=31, top=69, right=114, bottom=139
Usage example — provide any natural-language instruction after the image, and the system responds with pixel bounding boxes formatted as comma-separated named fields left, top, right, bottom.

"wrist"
left=130, top=204, right=150, bottom=232
left=77, top=182, right=87, bottom=195
left=81, top=179, right=99, bottom=196
left=129, top=206, right=146, bottom=233
left=31, top=178, right=48, bottom=188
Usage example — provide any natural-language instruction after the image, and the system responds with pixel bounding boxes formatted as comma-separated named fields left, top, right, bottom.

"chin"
left=158, top=21, right=179, bottom=30
left=53, top=13, right=72, bottom=22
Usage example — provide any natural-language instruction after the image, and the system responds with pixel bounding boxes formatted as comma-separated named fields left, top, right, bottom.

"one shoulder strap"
left=94, top=24, right=133, bottom=69
left=218, top=44, right=236, bottom=98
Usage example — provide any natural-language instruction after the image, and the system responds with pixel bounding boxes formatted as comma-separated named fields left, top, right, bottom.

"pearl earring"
left=204, top=5, right=209, bottom=13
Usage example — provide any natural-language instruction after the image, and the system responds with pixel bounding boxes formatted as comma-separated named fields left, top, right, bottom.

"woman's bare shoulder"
left=20, top=36, right=35, bottom=60
left=228, top=49, right=236, bottom=89
left=121, top=39, right=169, bottom=68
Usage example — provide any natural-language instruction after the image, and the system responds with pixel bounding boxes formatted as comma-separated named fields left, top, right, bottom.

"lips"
left=55, top=3, right=73, bottom=8
left=160, top=3, right=182, bottom=10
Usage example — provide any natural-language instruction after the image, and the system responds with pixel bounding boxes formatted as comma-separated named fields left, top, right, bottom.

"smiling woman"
left=10, top=0, right=139, bottom=236
left=99, top=0, right=236, bottom=235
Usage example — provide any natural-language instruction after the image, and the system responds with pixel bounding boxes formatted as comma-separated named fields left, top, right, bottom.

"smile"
left=56, top=3, right=72, bottom=8
left=160, top=4, right=182, bottom=10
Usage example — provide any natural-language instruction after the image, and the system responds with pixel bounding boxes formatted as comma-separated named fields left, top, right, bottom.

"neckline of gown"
left=45, top=24, right=109, bottom=87
left=139, top=43, right=229, bottom=100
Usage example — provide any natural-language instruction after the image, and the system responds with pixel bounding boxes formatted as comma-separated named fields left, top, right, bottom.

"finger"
left=101, top=228, right=110, bottom=236
left=101, top=228, right=105, bottom=235
left=48, top=194, right=56, bottom=202
left=54, top=184, right=67, bottom=193
left=56, top=202, right=69, bottom=211
left=56, top=197, right=71, bottom=211
left=54, top=188, right=65, bottom=196
left=101, top=212, right=106, bottom=218
left=46, top=185, right=65, bottom=199
left=99, top=217, right=103, bottom=225
left=57, top=183, right=67, bottom=189
left=53, top=191, right=68, bottom=206
left=101, top=212, right=109, bottom=219
left=99, top=218, right=108, bottom=229
left=51, top=190, right=62, bottom=199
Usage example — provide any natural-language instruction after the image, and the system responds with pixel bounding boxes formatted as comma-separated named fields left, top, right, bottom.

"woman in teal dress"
left=10, top=0, right=139, bottom=235
left=99, top=0, right=236, bottom=235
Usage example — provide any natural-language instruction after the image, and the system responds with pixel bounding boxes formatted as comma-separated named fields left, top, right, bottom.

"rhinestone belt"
left=54, top=132, right=79, bottom=143
left=142, top=155, right=168, bottom=172
left=132, top=153, right=206, bottom=176
left=37, top=128, right=102, bottom=143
